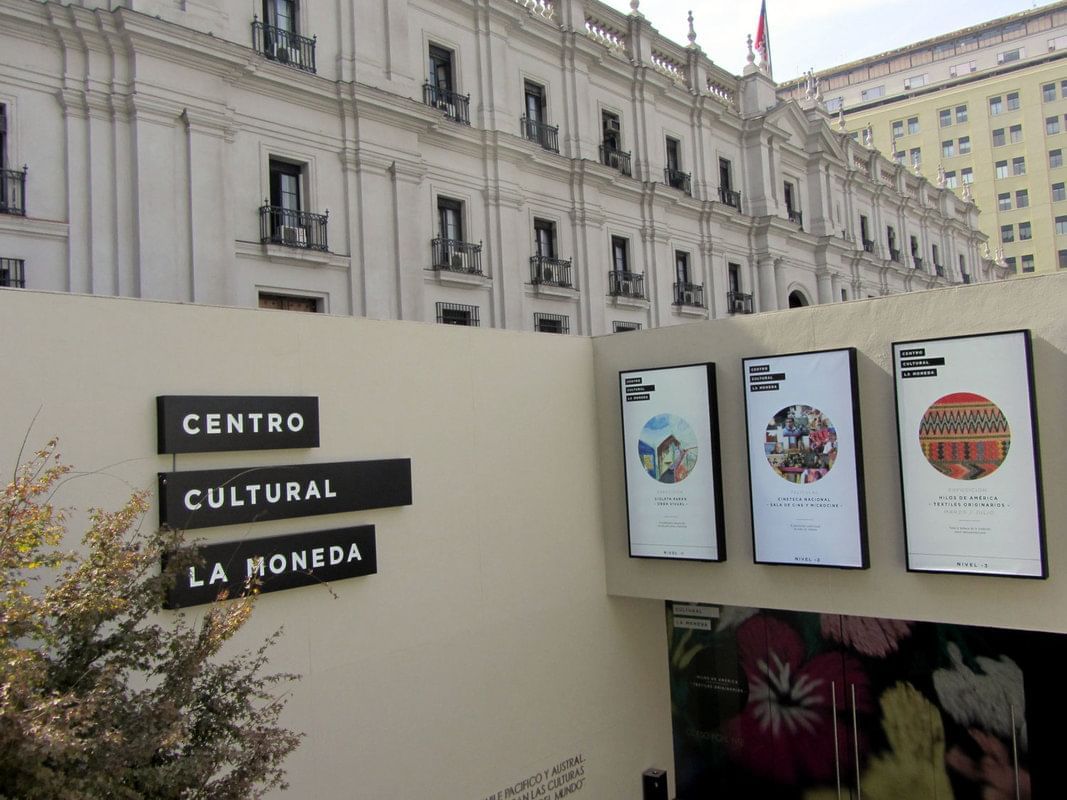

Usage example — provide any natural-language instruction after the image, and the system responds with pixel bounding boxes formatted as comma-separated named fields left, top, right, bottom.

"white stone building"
left=0, top=0, right=1002, bottom=334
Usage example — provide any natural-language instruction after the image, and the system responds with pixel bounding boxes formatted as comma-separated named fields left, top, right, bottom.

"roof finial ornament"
left=962, top=182, right=972, bottom=202
left=745, top=33, right=756, bottom=65
left=804, top=69, right=816, bottom=101
left=629, top=0, right=640, bottom=15
left=937, top=163, right=946, bottom=188
left=687, top=10, right=696, bottom=46
left=864, top=122, right=873, bottom=149
left=837, top=105, right=846, bottom=130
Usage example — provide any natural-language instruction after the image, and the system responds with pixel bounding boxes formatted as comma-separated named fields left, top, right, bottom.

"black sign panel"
left=164, top=525, right=377, bottom=608
left=158, top=459, right=412, bottom=530
left=157, top=396, right=320, bottom=453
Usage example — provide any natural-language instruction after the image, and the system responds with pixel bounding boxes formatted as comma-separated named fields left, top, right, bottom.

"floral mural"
left=668, top=604, right=1041, bottom=799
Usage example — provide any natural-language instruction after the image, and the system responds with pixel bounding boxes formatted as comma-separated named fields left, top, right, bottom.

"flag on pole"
left=754, top=0, right=771, bottom=72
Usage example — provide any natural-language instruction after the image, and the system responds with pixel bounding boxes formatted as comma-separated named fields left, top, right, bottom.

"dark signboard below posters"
left=157, top=395, right=320, bottom=453
left=164, top=525, right=376, bottom=608
left=158, top=459, right=413, bottom=530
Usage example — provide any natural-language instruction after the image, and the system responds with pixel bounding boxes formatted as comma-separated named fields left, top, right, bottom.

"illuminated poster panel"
left=742, top=348, right=869, bottom=568
left=892, top=330, right=1046, bottom=577
left=619, top=363, right=725, bottom=561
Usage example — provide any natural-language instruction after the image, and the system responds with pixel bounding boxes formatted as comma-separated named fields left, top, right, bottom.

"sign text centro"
left=163, top=526, right=377, bottom=608
left=158, top=460, right=413, bottom=530
left=157, top=395, right=320, bottom=453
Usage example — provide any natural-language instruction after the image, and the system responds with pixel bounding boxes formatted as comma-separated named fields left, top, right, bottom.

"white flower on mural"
left=932, top=643, right=1026, bottom=750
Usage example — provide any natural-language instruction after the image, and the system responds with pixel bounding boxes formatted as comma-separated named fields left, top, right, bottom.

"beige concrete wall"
left=0, top=289, right=672, bottom=800
left=595, top=272, right=1067, bottom=633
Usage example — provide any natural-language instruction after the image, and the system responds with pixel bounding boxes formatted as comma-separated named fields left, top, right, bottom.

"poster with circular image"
left=918, top=392, right=1010, bottom=480
left=763, top=404, right=838, bottom=484
left=638, top=413, right=698, bottom=484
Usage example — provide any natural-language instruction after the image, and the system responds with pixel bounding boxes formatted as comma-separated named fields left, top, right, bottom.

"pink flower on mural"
left=820, top=614, right=914, bottom=658
left=946, top=728, right=1031, bottom=800
left=726, top=615, right=872, bottom=785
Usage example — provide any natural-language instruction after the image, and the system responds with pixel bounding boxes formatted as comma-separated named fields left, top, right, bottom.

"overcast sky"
left=598, top=0, right=1046, bottom=81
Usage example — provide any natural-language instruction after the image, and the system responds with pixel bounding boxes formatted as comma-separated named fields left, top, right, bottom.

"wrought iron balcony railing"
left=432, top=237, right=483, bottom=274
left=520, top=117, right=559, bottom=153
left=1, top=167, right=26, bottom=216
left=787, top=208, right=803, bottom=229
left=862, top=238, right=875, bottom=253
left=423, top=84, right=471, bottom=125
left=727, top=291, right=754, bottom=314
left=259, top=206, right=329, bottom=251
left=530, top=255, right=573, bottom=287
left=600, top=145, right=632, bottom=177
left=608, top=270, right=644, bottom=298
left=251, top=20, right=316, bottom=73
left=664, top=168, right=691, bottom=195
left=889, top=248, right=902, bottom=263
left=718, top=186, right=742, bottom=211
left=0, top=258, right=25, bottom=288
left=934, top=262, right=945, bottom=277
left=913, top=255, right=924, bottom=269
left=673, top=282, right=704, bottom=307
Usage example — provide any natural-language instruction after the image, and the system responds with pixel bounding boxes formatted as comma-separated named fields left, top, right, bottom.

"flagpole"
left=764, top=1, right=773, bottom=78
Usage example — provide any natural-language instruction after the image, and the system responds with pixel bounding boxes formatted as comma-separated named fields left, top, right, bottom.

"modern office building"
left=780, top=1, right=1067, bottom=275
left=0, top=0, right=998, bottom=335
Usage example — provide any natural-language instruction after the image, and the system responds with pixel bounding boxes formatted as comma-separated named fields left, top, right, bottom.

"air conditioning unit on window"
left=450, top=253, right=464, bottom=270
left=541, top=265, right=555, bottom=284
left=683, top=290, right=695, bottom=305
left=280, top=226, right=307, bottom=246
left=618, top=278, right=633, bottom=296
left=605, top=118, right=621, bottom=135
left=730, top=297, right=746, bottom=314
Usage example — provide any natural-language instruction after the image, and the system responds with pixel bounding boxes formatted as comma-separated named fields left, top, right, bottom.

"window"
left=1010, top=124, right=1023, bottom=144
left=425, top=44, right=469, bottom=123
left=891, top=120, right=904, bottom=139
left=534, top=313, right=569, bottom=334
left=942, top=140, right=954, bottom=158
left=893, top=151, right=905, bottom=164
left=258, top=292, right=319, bottom=312
left=674, top=250, right=690, bottom=285
left=0, top=102, right=7, bottom=170
left=939, top=109, right=952, bottom=127
left=665, top=137, right=687, bottom=191
left=949, top=61, right=976, bottom=78
left=826, top=97, right=843, bottom=113
left=428, top=44, right=454, bottom=95
left=1012, top=157, right=1026, bottom=175
left=1060, top=250, right=1067, bottom=268
left=997, top=193, right=1011, bottom=211
left=909, top=147, right=921, bottom=167
left=995, top=160, right=1008, bottom=179
left=1062, top=79, right=1067, bottom=98
left=436, top=302, right=479, bottom=326
left=962, top=167, right=973, bottom=184
left=945, top=171, right=957, bottom=189
left=1054, top=182, right=1066, bottom=202
left=907, top=117, right=919, bottom=135
left=0, top=257, right=25, bottom=288
left=932, top=244, right=940, bottom=266
left=1051, top=149, right=1064, bottom=168
left=438, top=197, right=463, bottom=242
left=783, top=181, right=796, bottom=212
left=997, top=48, right=1023, bottom=64
left=263, top=157, right=322, bottom=248
left=269, top=158, right=302, bottom=213
left=523, top=80, right=545, bottom=126
left=840, top=288, right=848, bottom=302
left=992, top=128, right=1005, bottom=147
left=1019, top=221, right=1032, bottom=240
left=904, top=74, right=927, bottom=90
left=1001, top=224, right=1014, bottom=243
left=1043, top=83, right=1056, bottom=102
left=989, top=96, right=1003, bottom=115
left=909, top=235, right=920, bottom=256
left=886, top=225, right=897, bottom=255
left=1057, top=215, right=1067, bottom=235
left=1021, top=255, right=1035, bottom=273
left=719, top=157, right=734, bottom=192
left=1016, top=189, right=1029, bottom=208
left=956, top=105, right=968, bottom=123
left=1052, top=35, right=1067, bottom=51
left=861, top=85, right=885, bottom=101
left=1004, top=256, right=1017, bottom=272
left=602, top=110, right=621, bottom=151
left=1006, top=92, right=1020, bottom=111
left=521, top=81, right=556, bottom=150
left=1048, top=116, right=1061, bottom=135
left=533, top=218, right=556, bottom=259
left=613, top=321, right=641, bottom=332
left=958, top=136, right=971, bottom=154
left=611, top=235, right=629, bottom=273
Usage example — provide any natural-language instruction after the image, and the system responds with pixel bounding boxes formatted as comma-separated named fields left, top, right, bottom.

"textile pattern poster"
left=742, top=348, right=868, bottom=568
left=619, top=363, right=725, bottom=561
left=893, top=330, right=1046, bottom=577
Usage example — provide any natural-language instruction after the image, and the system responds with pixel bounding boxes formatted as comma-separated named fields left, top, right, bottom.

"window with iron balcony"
left=433, top=197, right=482, bottom=274
left=530, top=219, right=572, bottom=287
left=521, top=81, right=558, bottom=153
left=0, top=105, right=26, bottom=217
left=664, top=137, right=690, bottom=195
left=673, top=252, right=703, bottom=307
left=0, top=258, right=25, bottom=288
left=252, top=0, right=316, bottom=73
left=600, top=111, right=631, bottom=176
left=425, top=45, right=470, bottom=125
left=608, top=236, right=643, bottom=298
left=259, top=158, right=328, bottom=250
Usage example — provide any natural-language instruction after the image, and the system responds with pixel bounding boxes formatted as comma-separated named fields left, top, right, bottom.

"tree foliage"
left=0, top=440, right=302, bottom=799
